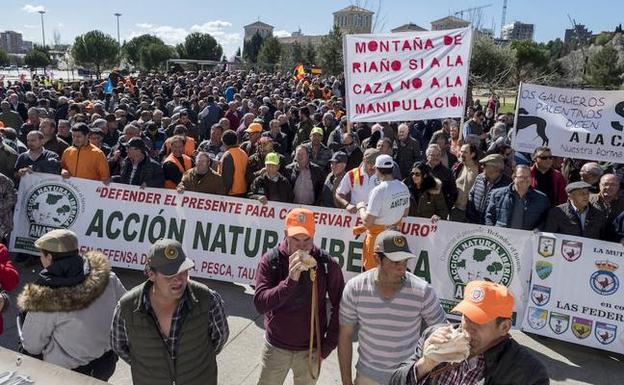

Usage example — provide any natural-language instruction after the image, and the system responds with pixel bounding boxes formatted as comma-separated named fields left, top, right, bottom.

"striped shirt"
left=340, top=270, right=445, bottom=384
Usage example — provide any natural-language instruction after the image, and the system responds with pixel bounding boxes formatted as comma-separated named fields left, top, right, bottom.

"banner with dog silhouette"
left=512, top=83, right=624, bottom=162
left=523, top=232, right=624, bottom=354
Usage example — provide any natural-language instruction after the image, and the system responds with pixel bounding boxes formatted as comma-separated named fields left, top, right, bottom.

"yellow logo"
left=393, top=236, right=405, bottom=247
left=164, top=245, right=178, bottom=260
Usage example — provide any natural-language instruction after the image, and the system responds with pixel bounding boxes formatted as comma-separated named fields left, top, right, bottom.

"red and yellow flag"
left=293, top=63, right=305, bottom=80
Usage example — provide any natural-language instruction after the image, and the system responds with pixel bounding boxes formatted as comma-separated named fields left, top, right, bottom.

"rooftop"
left=333, top=5, right=374, bottom=15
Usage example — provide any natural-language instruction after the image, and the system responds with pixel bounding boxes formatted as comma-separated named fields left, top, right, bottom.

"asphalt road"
left=0, top=262, right=622, bottom=385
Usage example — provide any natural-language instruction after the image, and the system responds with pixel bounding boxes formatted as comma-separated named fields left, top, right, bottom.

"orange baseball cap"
left=451, top=281, right=514, bottom=324
left=285, top=208, right=315, bottom=238
left=245, top=122, right=263, bottom=134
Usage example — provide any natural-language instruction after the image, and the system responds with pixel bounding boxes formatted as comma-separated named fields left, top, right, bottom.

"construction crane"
left=454, top=4, right=493, bottom=20
left=501, top=0, right=508, bottom=38
left=454, top=4, right=492, bottom=29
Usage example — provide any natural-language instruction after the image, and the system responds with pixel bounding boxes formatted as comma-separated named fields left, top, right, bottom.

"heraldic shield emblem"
left=549, top=312, right=570, bottom=335
left=571, top=317, right=593, bottom=339
left=561, top=240, right=582, bottom=262
left=538, top=236, right=555, bottom=257
left=594, top=322, right=617, bottom=345
left=531, top=285, right=551, bottom=306
left=527, top=306, right=548, bottom=330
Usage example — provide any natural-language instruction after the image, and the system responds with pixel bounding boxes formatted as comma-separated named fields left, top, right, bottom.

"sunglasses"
left=537, top=156, right=553, bottom=160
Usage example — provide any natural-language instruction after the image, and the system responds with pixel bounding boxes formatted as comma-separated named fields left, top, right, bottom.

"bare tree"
left=350, top=0, right=386, bottom=32
left=53, top=30, right=61, bottom=48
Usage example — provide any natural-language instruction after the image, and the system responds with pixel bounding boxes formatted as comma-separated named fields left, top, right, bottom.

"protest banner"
left=522, top=233, right=624, bottom=354
left=11, top=173, right=531, bottom=326
left=343, top=27, right=473, bottom=122
left=512, top=83, right=624, bottom=162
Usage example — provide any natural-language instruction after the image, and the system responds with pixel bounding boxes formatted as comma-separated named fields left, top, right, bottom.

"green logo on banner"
left=26, top=183, right=80, bottom=237
left=448, top=236, right=514, bottom=296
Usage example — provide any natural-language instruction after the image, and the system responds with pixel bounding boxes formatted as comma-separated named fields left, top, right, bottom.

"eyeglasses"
left=537, top=156, right=553, bottom=160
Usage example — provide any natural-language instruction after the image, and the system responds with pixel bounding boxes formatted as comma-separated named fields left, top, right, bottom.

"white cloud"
left=273, top=30, right=292, bottom=38
left=22, top=4, right=45, bottom=13
left=127, top=20, right=242, bottom=56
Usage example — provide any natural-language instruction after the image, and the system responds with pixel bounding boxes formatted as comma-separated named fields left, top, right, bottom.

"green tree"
left=243, top=32, right=264, bottom=63
left=317, top=25, right=343, bottom=76
left=24, top=47, right=51, bottom=70
left=123, top=34, right=166, bottom=67
left=594, top=33, right=613, bottom=46
left=510, top=40, right=549, bottom=85
left=545, top=38, right=567, bottom=60
left=139, top=43, right=173, bottom=71
left=257, top=36, right=282, bottom=69
left=0, top=48, right=9, bottom=66
left=291, top=41, right=304, bottom=64
left=176, top=32, right=223, bottom=61
left=469, top=36, right=514, bottom=90
left=304, top=41, right=317, bottom=65
left=585, top=45, right=624, bottom=89
left=71, top=30, right=119, bottom=79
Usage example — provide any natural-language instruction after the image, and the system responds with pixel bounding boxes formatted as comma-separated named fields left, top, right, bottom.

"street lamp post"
left=38, top=10, right=46, bottom=48
left=114, top=13, right=122, bottom=46
left=114, top=13, right=122, bottom=64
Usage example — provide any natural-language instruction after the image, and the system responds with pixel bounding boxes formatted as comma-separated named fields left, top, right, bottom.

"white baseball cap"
left=375, top=154, right=394, bottom=169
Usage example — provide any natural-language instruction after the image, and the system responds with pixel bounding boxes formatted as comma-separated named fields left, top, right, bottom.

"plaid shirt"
left=111, top=281, right=229, bottom=363
left=412, top=355, right=486, bottom=385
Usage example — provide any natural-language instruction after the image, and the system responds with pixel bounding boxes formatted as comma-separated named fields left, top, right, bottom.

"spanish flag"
left=293, top=63, right=305, bottom=81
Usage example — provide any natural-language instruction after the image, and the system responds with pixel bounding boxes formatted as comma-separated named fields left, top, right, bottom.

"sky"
left=2, top=0, right=623, bottom=57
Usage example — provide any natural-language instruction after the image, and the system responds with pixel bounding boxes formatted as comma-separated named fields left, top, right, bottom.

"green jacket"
left=119, top=280, right=218, bottom=385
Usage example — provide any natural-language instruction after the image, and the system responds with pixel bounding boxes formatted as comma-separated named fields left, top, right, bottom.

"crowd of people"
left=0, top=67, right=620, bottom=384
left=1, top=70, right=623, bottom=250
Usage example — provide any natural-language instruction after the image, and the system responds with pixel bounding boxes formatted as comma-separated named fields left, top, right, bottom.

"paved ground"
left=1, top=263, right=622, bottom=385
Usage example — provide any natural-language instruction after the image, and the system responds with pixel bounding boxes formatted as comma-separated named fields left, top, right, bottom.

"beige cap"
left=34, top=229, right=79, bottom=253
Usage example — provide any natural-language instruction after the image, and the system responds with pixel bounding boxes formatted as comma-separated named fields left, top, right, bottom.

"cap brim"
left=384, top=251, right=415, bottom=262
left=286, top=226, right=314, bottom=238
left=451, top=301, right=494, bottom=325
left=158, top=258, right=195, bottom=276
left=265, top=161, right=279, bottom=165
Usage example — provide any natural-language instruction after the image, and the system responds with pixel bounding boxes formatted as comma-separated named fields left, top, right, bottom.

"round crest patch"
left=164, top=245, right=178, bottom=260
left=393, top=236, right=405, bottom=247
left=297, top=213, right=306, bottom=223
left=470, top=287, right=485, bottom=303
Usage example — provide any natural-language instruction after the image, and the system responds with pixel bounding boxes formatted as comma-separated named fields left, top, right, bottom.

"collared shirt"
left=111, top=281, right=229, bottom=364
left=413, top=355, right=486, bottom=385
left=293, top=166, right=315, bottom=205
left=570, top=202, right=588, bottom=230
left=336, top=165, right=380, bottom=205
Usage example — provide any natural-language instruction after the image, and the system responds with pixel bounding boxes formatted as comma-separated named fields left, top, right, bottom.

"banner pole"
left=510, top=82, right=523, bottom=152
left=459, top=26, right=475, bottom=141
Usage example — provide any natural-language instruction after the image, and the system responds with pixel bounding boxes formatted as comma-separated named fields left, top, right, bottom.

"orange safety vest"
left=353, top=220, right=402, bottom=271
left=219, top=147, right=248, bottom=195
left=164, top=153, right=193, bottom=189
left=164, top=137, right=196, bottom=157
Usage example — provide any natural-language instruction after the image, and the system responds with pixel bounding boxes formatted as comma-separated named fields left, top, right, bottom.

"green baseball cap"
left=148, top=239, right=194, bottom=276
left=265, top=152, right=280, bottom=166
left=34, top=229, right=79, bottom=254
